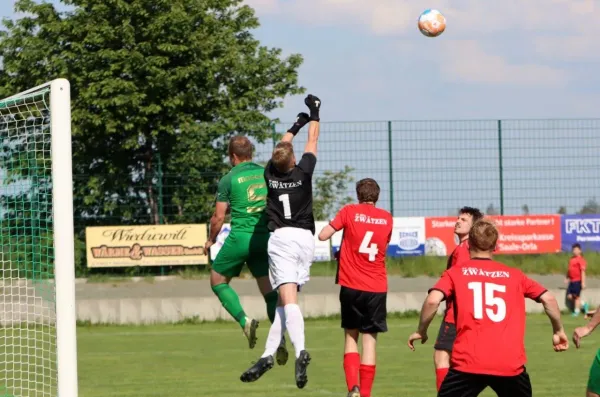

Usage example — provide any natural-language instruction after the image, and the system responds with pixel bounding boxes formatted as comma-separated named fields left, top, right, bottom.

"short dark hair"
left=459, top=206, right=484, bottom=223
left=356, top=178, right=380, bottom=203
left=469, top=219, right=498, bottom=252
left=572, top=243, right=582, bottom=250
left=228, top=135, right=254, bottom=160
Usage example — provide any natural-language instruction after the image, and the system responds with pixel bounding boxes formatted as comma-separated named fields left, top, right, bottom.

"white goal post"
left=0, top=79, right=78, bottom=397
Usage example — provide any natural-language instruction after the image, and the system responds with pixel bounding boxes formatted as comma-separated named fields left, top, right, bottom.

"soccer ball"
left=424, top=238, right=447, bottom=256
left=418, top=9, right=446, bottom=37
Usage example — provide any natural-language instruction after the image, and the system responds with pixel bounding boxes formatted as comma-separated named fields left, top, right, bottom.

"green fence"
left=76, top=118, right=600, bottom=225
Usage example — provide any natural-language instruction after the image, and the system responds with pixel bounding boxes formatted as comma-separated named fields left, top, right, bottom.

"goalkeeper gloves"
left=288, top=112, right=310, bottom=135
left=304, top=94, right=321, bottom=121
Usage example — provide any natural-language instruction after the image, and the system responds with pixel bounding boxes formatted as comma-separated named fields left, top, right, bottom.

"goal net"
left=0, top=80, right=78, bottom=397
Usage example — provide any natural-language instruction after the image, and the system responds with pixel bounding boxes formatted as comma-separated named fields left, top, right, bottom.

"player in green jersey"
left=574, top=307, right=600, bottom=396
left=204, top=135, right=288, bottom=365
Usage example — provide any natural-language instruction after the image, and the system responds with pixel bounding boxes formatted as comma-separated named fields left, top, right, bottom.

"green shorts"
left=587, top=349, right=600, bottom=395
left=211, top=231, right=269, bottom=278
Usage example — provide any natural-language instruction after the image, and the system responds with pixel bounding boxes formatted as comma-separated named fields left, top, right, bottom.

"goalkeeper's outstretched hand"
left=304, top=94, right=321, bottom=121
left=287, top=112, right=310, bottom=136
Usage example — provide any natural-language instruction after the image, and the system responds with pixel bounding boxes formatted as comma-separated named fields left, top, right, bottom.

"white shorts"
left=268, top=227, right=315, bottom=290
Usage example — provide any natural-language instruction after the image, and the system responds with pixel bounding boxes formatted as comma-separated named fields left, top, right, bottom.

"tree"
left=578, top=199, right=600, bottom=215
left=0, top=0, right=304, bottom=230
left=485, top=203, right=499, bottom=215
left=312, top=166, right=355, bottom=220
left=521, top=204, right=529, bottom=215
left=557, top=205, right=567, bottom=215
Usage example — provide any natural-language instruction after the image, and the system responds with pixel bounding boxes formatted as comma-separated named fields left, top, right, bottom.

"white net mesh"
left=0, top=87, right=57, bottom=397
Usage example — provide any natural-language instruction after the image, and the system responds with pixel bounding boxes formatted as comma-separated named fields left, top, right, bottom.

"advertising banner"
left=424, top=215, right=561, bottom=255
left=86, top=224, right=207, bottom=267
left=387, top=217, right=425, bottom=257
left=211, top=222, right=331, bottom=262
left=492, top=215, right=561, bottom=254
left=561, top=215, right=600, bottom=252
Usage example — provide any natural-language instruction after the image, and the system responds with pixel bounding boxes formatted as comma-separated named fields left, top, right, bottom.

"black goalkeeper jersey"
left=264, top=152, right=317, bottom=234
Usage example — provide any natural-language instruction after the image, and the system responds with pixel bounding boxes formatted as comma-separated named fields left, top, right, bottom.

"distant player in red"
left=408, top=218, right=569, bottom=397
left=565, top=243, right=587, bottom=316
left=434, top=206, right=483, bottom=391
left=318, top=178, right=393, bottom=397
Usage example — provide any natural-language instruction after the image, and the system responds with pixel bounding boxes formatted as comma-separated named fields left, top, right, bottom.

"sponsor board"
left=561, top=214, right=600, bottom=252
left=424, top=215, right=561, bottom=255
left=86, top=224, right=207, bottom=267
left=387, top=217, right=425, bottom=257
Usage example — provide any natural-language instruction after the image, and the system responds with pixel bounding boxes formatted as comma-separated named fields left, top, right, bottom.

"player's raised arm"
left=281, top=112, right=310, bottom=143
left=303, top=94, right=321, bottom=156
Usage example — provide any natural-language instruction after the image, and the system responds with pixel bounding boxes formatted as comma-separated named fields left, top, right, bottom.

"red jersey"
left=330, top=203, right=393, bottom=293
left=567, top=255, right=587, bottom=281
left=431, top=258, right=548, bottom=376
left=443, top=239, right=471, bottom=324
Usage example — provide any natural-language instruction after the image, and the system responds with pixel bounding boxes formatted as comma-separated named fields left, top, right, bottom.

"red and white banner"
left=490, top=215, right=561, bottom=254
left=424, top=215, right=561, bottom=255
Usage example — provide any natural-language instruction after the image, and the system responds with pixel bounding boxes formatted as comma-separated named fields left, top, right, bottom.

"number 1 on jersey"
left=468, top=281, right=506, bottom=322
left=359, top=231, right=378, bottom=261
left=279, top=194, right=292, bottom=219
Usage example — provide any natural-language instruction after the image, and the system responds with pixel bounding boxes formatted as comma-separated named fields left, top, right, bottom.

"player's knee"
left=209, top=269, right=229, bottom=287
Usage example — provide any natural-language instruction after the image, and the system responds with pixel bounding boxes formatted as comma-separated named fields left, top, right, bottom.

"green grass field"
left=76, top=314, right=597, bottom=397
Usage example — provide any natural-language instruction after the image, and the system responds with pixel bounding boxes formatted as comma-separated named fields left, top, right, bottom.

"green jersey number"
left=246, top=183, right=266, bottom=213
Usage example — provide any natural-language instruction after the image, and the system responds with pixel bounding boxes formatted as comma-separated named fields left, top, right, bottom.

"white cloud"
left=439, top=40, right=569, bottom=86
left=245, top=0, right=596, bottom=85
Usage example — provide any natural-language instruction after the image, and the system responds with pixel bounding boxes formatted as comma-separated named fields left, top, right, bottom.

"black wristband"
left=309, top=109, right=320, bottom=122
left=288, top=122, right=302, bottom=135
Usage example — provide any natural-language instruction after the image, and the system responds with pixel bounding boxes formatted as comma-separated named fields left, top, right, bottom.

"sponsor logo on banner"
left=491, top=215, right=560, bottom=254
left=210, top=224, right=231, bottom=261
left=424, top=217, right=457, bottom=256
left=425, top=215, right=561, bottom=255
left=313, top=221, right=332, bottom=262
left=86, top=224, right=207, bottom=267
left=387, top=217, right=425, bottom=257
left=561, top=214, right=600, bottom=252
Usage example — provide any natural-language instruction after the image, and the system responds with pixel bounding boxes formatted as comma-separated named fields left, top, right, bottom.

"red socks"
left=343, top=353, right=360, bottom=391
left=436, top=368, right=449, bottom=391
left=359, top=364, right=376, bottom=397
left=344, top=353, right=377, bottom=396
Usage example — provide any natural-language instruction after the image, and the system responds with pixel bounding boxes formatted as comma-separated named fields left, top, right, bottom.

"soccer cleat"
left=347, top=385, right=360, bottom=397
left=295, top=350, right=311, bottom=389
left=276, top=336, right=289, bottom=366
left=243, top=318, right=259, bottom=349
left=240, top=355, right=274, bottom=383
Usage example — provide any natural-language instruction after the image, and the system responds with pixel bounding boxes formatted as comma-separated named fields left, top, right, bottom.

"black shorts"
left=439, top=368, right=532, bottom=397
left=434, top=321, right=457, bottom=351
left=567, top=281, right=582, bottom=297
left=339, top=286, right=387, bottom=333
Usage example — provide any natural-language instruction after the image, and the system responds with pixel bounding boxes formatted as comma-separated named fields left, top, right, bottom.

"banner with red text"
left=424, top=215, right=561, bottom=255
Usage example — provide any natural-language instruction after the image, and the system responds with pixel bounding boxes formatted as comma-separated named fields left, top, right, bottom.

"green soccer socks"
left=212, top=283, right=247, bottom=328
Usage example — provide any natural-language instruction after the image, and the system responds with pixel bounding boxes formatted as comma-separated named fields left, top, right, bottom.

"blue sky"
left=2, top=1, right=599, bottom=217
left=4, top=0, right=599, bottom=122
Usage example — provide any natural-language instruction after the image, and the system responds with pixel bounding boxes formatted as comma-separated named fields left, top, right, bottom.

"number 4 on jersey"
left=468, top=281, right=506, bottom=322
left=359, top=231, right=378, bottom=261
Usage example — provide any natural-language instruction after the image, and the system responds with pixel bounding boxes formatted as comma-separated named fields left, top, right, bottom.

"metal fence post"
left=387, top=121, right=394, bottom=216
left=497, top=120, right=505, bottom=215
